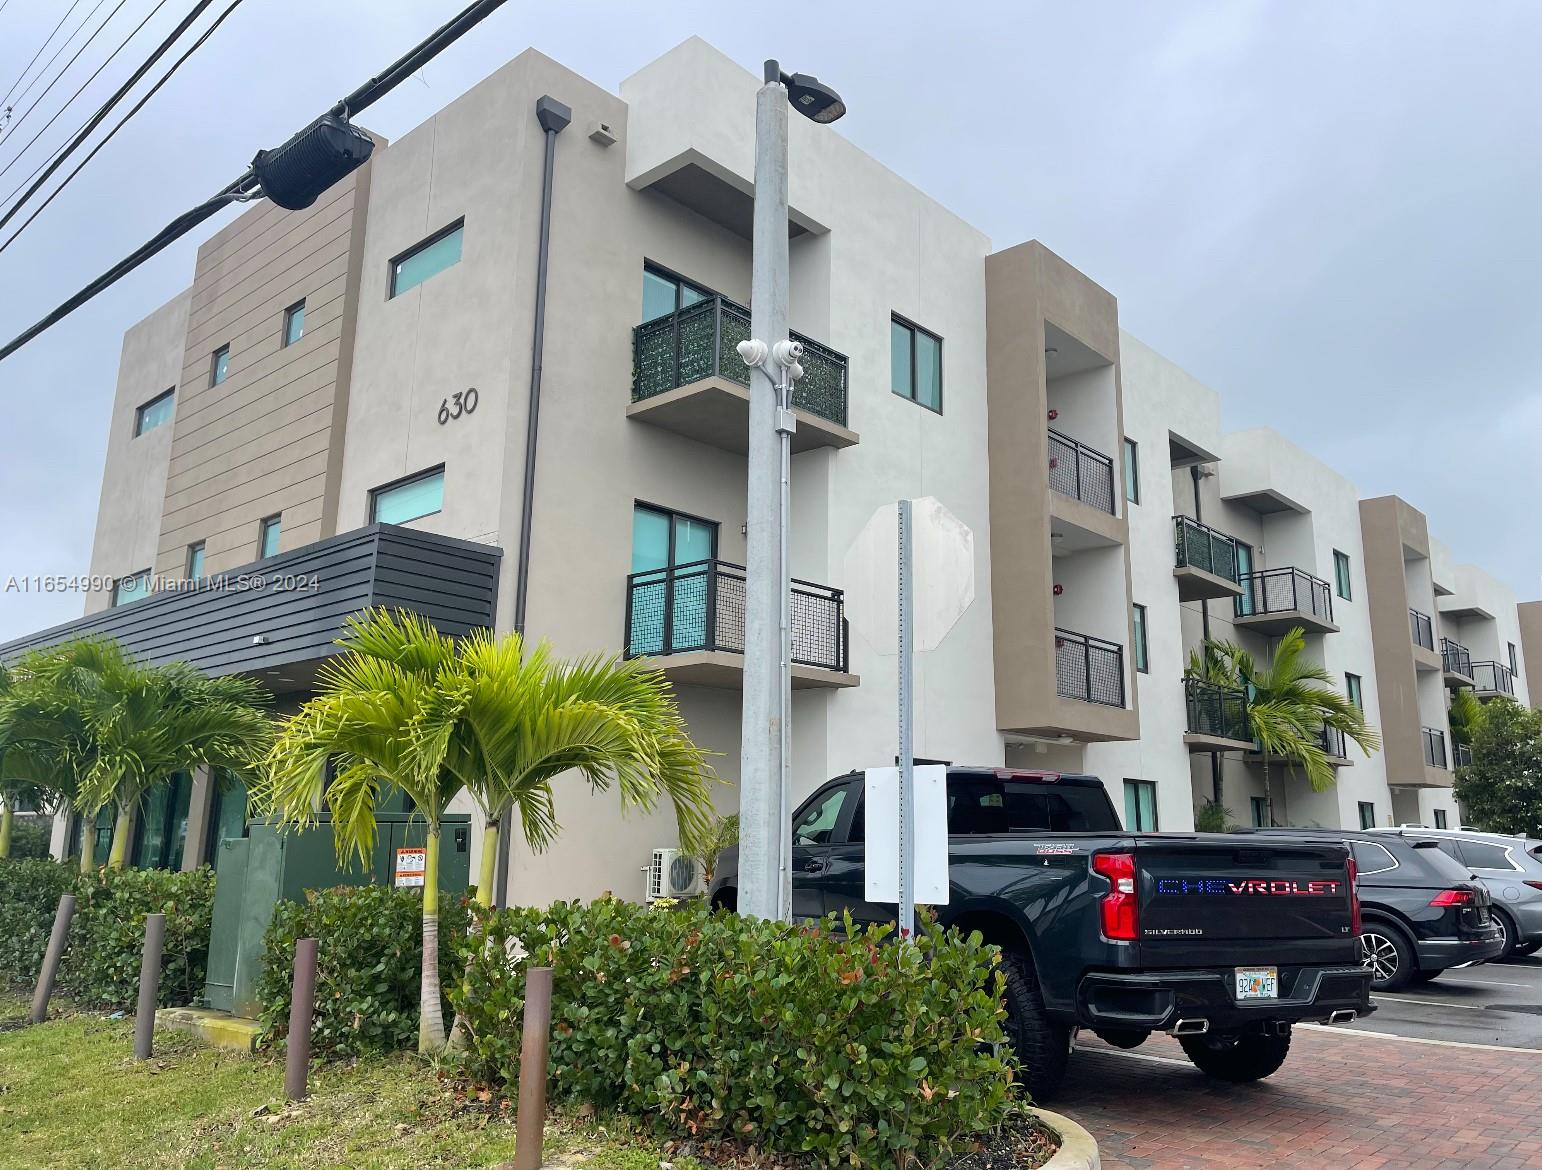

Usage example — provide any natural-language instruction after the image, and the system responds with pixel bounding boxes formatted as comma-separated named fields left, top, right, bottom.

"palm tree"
left=1447, top=688, right=1486, bottom=752
left=255, top=608, right=715, bottom=1055
left=2, top=638, right=272, bottom=869
left=1189, top=628, right=1380, bottom=826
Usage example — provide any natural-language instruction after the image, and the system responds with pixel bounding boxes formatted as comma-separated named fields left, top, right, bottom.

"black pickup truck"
left=708, top=767, right=1373, bottom=1099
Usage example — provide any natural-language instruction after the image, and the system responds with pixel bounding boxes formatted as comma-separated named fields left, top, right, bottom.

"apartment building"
left=3, top=38, right=1536, bottom=901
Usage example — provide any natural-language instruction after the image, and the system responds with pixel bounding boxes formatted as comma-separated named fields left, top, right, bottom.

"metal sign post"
left=897, top=499, right=915, bottom=938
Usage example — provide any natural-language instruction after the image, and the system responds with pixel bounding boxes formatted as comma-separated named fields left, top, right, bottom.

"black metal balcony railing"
left=1454, top=743, right=1473, bottom=768
left=625, top=559, right=847, bottom=673
left=1185, top=677, right=1250, bottom=742
left=1174, top=515, right=1240, bottom=583
left=1409, top=608, right=1435, bottom=651
left=1319, top=723, right=1348, bottom=759
left=1422, top=726, right=1448, bottom=769
left=1047, top=429, right=1116, bottom=515
left=1236, top=567, right=1333, bottom=622
left=1441, top=637, right=1473, bottom=678
left=631, top=296, right=849, bottom=427
left=1470, top=660, right=1516, bottom=696
left=1054, top=628, right=1124, bottom=707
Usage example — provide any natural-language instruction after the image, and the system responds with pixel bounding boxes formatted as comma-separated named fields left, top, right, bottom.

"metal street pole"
left=897, top=500, right=915, bottom=938
left=738, top=60, right=793, bottom=922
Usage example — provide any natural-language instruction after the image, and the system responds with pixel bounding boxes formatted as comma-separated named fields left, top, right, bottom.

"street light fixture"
left=738, top=61, right=845, bottom=924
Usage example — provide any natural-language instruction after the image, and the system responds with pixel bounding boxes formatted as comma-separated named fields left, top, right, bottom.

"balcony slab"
left=1233, top=609, right=1339, bottom=637
left=1412, top=644, right=1442, bottom=673
left=1174, top=564, right=1244, bottom=603
left=627, top=377, right=859, bottom=454
left=1184, top=731, right=1256, bottom=754
left=1443, top=666, right=1476, bottom=690
left=647, top=649, right=858, bottom=691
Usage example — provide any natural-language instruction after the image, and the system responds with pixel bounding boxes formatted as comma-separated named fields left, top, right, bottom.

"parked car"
left=1371, top=827, right=1542, bottom=960
left=708, top=767, right=1373, bottom=1100
left=1250, top=828, right=1503, bottom=990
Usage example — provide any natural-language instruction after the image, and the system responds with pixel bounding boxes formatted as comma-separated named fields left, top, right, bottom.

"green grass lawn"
left=0, top=993, right=695, bottom=1170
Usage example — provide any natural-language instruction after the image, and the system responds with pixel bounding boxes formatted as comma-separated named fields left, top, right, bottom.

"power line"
left=0, top=0, right=218, bottom=236
left=0, top=0, right=86, bottom=114
left=0, top=0, right=511, bottom=364
left=0, top=0, right=172, bottom=196
left=6, top=0, right=111, bottom=118
left=0, top=0, right=126, bottom=163
left=0, top=0, right=245, bottom=259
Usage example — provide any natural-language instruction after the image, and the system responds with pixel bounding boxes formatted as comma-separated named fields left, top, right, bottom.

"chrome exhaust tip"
left=1327, top=1009, right=1357, bottom=1024
left=1172, top=1018, right=1210, bottom=1036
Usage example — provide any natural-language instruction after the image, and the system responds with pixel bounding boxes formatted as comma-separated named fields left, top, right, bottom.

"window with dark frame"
left=890, top=315, right=942, bottom=412
left=210, top=344, right=230, bottom=387
left=1434, top=809, right=1448, bottom=830
left=371, top=466, right=445, bottom=525
left=111, top=569, right=150, bottom=607
left=282, top=300, right=306, bottom=347
left=390, top=220, right=464, bottom=298
left=1123, top=437, right=1140, bottom=504
left=133, top=388, right=175, bottom=436
left=1509, top=642, right=1519, bottom=675
left=641, top=263, right=710, bottom=323
left=1132, top=603, right=1149, bottom=673
left=258, top=515, right=281, bottom=559
left=1333, top=549, right=1352, bottom=599
left=186, top=542, right=204, bottom=580
left=1345, top=672, right=1363, bottom=710
left=1123, top=779, right=1158, bottom=832
left=1251, top=796, right=1269, bottom=828
left=1358, top=801, right=1376, bottom=830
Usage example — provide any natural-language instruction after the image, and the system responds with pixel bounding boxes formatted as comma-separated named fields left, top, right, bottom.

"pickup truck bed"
left=709, top=766, right=1373, bottom=1099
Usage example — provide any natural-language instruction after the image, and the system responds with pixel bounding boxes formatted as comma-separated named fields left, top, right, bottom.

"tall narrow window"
left=282, top=300, right=306, bottom=347
left=1434, top=809, right=1448, bottom=830
left=1132, top=603, right=1149, bottom=673
left=371, top=467, right=445, bottom=524
left=1123, top=438, right=1140, bottom=504
left=1509, top=642, right=1519, bottom=675
left=1123, top=779, right=1158, bottom=832
left=210, top=345, right=230, bottom=387
left=1333, top=549, right=1352, bottom=600
left=134, top=388, right=175, bottom=436
left=890, top=316, right=942, bottom=412
left=186, top=542, right=205, bottom=580
left=640, top=264, right=709, bottom=323
left=111, top=569, right=150, bottom=607
left=628, top=504, right=718, bottom=657
left=1345, top=672, right=1363, bottom=710
left=1358, top=801, right=1376, bottom=830
left=390, top=220, right=464, bottom=298
left=1251, top=796, right=1269, bottom=828
left=258, top=515, right=282, bottom=559
left=1235, top=542, right=1255, bottom=616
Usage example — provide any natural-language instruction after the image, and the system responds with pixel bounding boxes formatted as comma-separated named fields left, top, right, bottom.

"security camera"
left=771, top=339, right=804, bottom=367
left=736, top=338, right=769, bottom=367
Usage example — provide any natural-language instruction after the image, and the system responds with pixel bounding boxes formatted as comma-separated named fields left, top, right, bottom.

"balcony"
left=1422, top=726, right=1448, bottom=770
left=1053, top=628, right=1125, bottom=708
left=629, top=296, right=858, bottom=453
left=1047, top=429, right=1116, bottom=515
left=1250, top=722, right=1352, bottom=768
left=1172, top=516, right=1244, bottom=602
left=624, top=559, right=857, bottom=690
left=1182, top=678, right=1253, bottom=752
left=1409, top=608, right=1435, bottom=650
left=1233, top=567, right=1338, bottom=636
left=1470, top=660, right=1516, bottom=700
left=1454, top=743, right=1473, bottom=769
left=1440, top=637, right=1475, bottom=689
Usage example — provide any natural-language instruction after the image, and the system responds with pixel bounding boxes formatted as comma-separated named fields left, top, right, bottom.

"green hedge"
left=449, top=899, right=1013, bottom=1169
left=0, top=858, right=75, bottom=985
left=256, top=885, right=471, bottom=1058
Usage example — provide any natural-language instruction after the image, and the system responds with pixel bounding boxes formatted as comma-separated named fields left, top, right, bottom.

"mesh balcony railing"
left=631, top=296, right=849, bottom=426
left=1441, top=637, right=1473, bottom=678
left=1470, top=660, right=1516, bottom=695
left=1236, top=567, right=1333, bottom=622
left=1054, top=628, right=1125, bottom=707
left=1319, top=723, right=1348, bottom=759
left=1174, top=515, right=1240, bottom=583
left=1454, top=743, right=1473, bottom=768
left=1422, top=726, right=1448, bottom=769
left=1409, top=608, right=1435, bottom=651
left=1184, top=677, right=1250, bottom=742
left=1047, top=429, right=1116, bottom=514
left=624, top=559, right=847, bottom=673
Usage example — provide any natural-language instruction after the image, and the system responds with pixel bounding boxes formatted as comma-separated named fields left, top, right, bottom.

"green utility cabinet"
left=203, top=812, right=472, bottom=1018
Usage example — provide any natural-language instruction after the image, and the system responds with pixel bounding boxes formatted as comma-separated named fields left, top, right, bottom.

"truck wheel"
left=1179, top=1031, right=1292, bottom=1082
left=1093, top=1028, right=1148, bottom=1050
left=1000, top=951, right=1070, bottom=1102
left=1490, top=909, right=1516, bottom=960
left=1360, top=922, right=1415, bottom=991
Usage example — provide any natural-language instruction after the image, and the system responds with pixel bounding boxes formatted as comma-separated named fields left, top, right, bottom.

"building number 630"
left=438, top=387, right=479, bottom=425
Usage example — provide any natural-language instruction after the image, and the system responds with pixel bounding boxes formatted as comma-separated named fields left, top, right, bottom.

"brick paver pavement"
left=1059, top=1026, right=1542, bottom=1169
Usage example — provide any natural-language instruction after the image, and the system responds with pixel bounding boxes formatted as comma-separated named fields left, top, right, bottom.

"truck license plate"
left=1235, top=967, right=1278, bottom=1000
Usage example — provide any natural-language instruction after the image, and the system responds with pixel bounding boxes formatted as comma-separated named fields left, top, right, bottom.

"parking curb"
left=1031, top=1106, right=1101, bottom=1170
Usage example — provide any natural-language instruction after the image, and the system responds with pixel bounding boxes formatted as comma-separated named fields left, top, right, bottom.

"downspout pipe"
left=498, top=94, right=570, bottom=909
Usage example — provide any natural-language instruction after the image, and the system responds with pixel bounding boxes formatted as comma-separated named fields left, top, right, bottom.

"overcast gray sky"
left=0, top=0, right=1536, bottom=641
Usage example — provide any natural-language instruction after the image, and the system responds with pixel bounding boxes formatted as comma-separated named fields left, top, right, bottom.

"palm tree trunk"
left=106, top=801, right=135, bottom=870
left=0, top=802, right=12, bottom=859
left=418, top=825, right=448, bottom=1055
left=79, top=815, right=95, bottom=873
left=1263, top=758, right=1275, bottom=828
left=477, top=818, right=499, bottom=908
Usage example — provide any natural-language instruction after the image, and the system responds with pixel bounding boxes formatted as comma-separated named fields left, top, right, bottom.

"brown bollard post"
left=285, top=937, right=319, bottom=1101
left=29, top=893, right=76, bottom=1024
left=133, top=912, right=166, bottom=1060
left=513, top=966, right=554, bottom=1170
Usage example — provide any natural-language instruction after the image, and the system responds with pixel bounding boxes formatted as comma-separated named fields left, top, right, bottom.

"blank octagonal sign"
left=843, top=496, right=975, bottom=655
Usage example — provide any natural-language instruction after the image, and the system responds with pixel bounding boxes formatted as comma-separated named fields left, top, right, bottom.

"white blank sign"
left=864, top=765, right=950, bottom=905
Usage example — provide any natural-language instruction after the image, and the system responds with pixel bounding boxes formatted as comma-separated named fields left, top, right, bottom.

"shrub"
left=60, top=866, right=216, bottom=1009
left=256, top=884, right=471, bottom=1057
left=0, top=858, right=76, bottom=985
left=450, top=899, right=1013, bottom=1169
left=7, top=818, right=54, bottom=860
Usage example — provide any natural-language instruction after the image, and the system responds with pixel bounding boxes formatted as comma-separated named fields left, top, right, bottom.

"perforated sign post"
left=394, top=847, right=426, bottom=888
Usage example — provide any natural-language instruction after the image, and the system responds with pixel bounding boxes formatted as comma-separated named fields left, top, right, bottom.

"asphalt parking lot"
left=1060, top=955, right=1542, bottom=1169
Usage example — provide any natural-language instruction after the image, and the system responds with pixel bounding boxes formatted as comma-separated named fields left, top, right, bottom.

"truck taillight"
left=1092, top=851, right=1138, bottom=942
left=1347, top=855, right=1361, bottom=936
left=1429, top=889, right=1476, bottom=908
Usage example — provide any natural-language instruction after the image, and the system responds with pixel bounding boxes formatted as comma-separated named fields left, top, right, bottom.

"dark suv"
left=1247, top=829, right=1502, bottom=990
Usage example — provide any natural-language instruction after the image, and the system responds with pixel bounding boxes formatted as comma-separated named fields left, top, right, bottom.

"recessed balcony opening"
left=1045, top=322, right=1119, bottom=516
left=1440, top=637, right=1475, bottom=688
left=1172, top=515, right=1245, bottom=602
left=1234, top=567, right=1338, bottom=635
left=1050, top=544, right=1128, bottom=709
left=1470, top=660, right=1516, bottom=699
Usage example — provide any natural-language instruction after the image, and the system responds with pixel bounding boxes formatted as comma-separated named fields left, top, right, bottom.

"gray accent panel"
left=0, top=525, right=501, bottom=676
